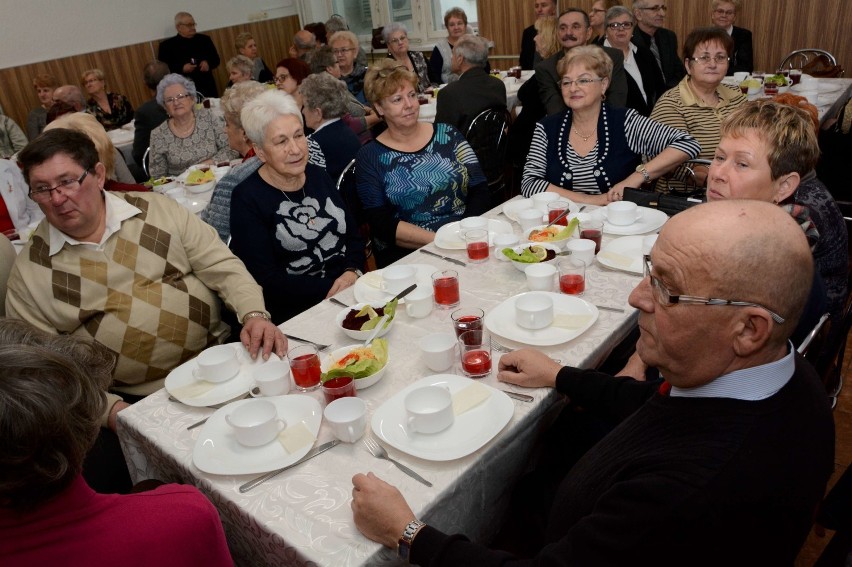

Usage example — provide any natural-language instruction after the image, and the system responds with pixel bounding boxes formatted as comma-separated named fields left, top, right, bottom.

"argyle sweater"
left=6, top=192, right=265, bottom=395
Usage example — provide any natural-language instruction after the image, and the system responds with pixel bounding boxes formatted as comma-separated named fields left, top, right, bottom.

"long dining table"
left=116, top=197, right=654, bottom=566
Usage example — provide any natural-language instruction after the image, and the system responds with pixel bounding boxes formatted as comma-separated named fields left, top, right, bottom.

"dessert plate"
left=597, top=235, right=645, bottom=275
left=434, top=218, right=513, bottom=250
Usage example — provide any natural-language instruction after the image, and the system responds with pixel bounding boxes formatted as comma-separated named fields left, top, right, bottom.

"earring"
left=601, top=93, right=606, bottom=102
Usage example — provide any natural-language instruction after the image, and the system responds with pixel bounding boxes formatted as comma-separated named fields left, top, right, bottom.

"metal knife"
left=501, top=390, right=534, bottom=402
left=594, top=304, right=626, bottom=313
left=239, top=440, right=340, bottom=493
left=329, top=297, right=349, bottom=308
left=419, top=249, right=467, bottom=266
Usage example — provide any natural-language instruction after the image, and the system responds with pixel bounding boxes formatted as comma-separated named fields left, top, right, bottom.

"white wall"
left=0, top=0, right=299, bottom=69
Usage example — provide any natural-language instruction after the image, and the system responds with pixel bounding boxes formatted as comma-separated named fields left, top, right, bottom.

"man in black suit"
left=131, top=61, right=170, bottom=181
left=535, top=8, right=628, bottom=115
left=158, top=12, right=221, bottom=98
left=711, top=0, right=754, bottom=74
left=520, top=0, right=559, bottom=70
left=631, top=0, right=685, bottom=89
left=435, top=35, right=507, bottom=133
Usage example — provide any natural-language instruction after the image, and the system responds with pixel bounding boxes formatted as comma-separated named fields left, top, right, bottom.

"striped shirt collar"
left=48, top=191, right=141, bottom=256
left=669, top=342, right=795, bottom=401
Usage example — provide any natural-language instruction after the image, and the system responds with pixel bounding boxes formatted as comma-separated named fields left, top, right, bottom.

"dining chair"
left=0, top=233, right=15, bottom=317
left=465, top=106, right=513, bottom=208
left=655, top=158, right=712, bottom=197
left=336, top=159, right=373, bottom=270
left=142, top=146, right=150, bottom=179
left=778, top=49, right=844, bottom=77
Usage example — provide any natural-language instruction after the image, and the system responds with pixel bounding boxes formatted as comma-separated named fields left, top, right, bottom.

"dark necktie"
left=649, top=34, right=663, bottom=78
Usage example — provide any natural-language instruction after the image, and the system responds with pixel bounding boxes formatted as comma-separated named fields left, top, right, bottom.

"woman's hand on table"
left=326, top=270, right=359, bottom=298
left=351, top=472, right=416, bottom=548
left=497, top=348, right=562, bottom=389
left=240, top=318, right=287, bottom=361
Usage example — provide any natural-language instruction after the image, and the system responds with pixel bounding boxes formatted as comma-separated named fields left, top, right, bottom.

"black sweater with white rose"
left=230, top=163, right=365, bottom=323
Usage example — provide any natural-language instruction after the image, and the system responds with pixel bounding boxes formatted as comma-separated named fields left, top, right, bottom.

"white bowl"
left=523, top=223, right=577, bottom=249
left=502, top=242, right=563, bottom=272
left=334, top=302, right=396, bottom=341
left=321, top=344, right=388, bottom=390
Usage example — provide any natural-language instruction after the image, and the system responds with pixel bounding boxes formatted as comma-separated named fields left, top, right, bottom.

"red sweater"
left=0, top=476, right=233, bottom=567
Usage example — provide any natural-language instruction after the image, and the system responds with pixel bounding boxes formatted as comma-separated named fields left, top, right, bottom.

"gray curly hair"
left=155, top=73, right=197, bottom=107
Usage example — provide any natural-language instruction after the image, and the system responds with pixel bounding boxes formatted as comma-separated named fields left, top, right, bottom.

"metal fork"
left=490, top=339, right=562, bottom=364
left=363, top=437, right=432, bottom=487
left=284, top=334, right=330, bottom=351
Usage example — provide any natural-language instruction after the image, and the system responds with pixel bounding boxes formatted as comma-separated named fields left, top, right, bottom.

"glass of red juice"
left=547, top=200, right=570, bottom=225
left=463, top=229, right=490, bottom=263
left=458, top=329, right=492, bottom=378
left=287, top=344, right=321, bottom=391
left=432, top=269, right=460, bottom=309
left=321, top=374, right=356, bottom=404
left=579, top=219, right=603, bottom=254
left=451, top=308, right=484, bottom=341
left=558, top=258, right=586, bottom=295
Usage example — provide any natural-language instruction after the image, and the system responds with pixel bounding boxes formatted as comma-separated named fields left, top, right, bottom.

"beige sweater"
left=6, top=192, right=267, bottom=424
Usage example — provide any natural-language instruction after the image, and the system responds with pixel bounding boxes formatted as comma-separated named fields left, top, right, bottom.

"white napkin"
left=452, top=382, right=492, bottom=415
left=167, top=380, right=217, bottom=400
left=360, top=272, right=384, bottom=289
left=598, top=251, right=635, bottom=268
left=279, top=422, right=316, bottom=454
left=552, top=314, right=595, bottom=329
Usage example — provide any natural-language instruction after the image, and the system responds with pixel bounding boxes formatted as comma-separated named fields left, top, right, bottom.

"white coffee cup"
left=524, top=263, right=556, bottom=291
left=459, top=216, right=488, bottom=232
left=515, top=292, right=554, bottom=330
left=565, top=239, right=596, bottom=265
left=225, top=400, right=287, bottom=447
left=250, top=360, right=290, bottom=397
left=493, top=233, right=520, bottom=251
left=382, top=265, right=417, bottom=294
left=733, top=71, right=749, bottom=83
left=193, top=344, right=241, bottom=383
left=531, top=192, right=560, bottom=212
left=404, top=385, right=454, bottom=434
left=606, top=201, right=639, bottom=226
left=405, top=285, right=434, bottom=318
left=518, top=208, right=545, bottom=231
left=323, top=397, right=367, bottom=443
left=418, top=332, right=458, bottom=372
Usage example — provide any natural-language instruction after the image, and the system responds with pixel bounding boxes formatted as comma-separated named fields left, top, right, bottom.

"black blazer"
left=631, top=26, right=685, bottom=89
left=729, top=26, right=754, bottom=74
left=309, top=120, right=362, bottom=183
left=434, top=67, right=508, bottom=133
left=627, top=44, right=667, bottom=116
left=520, top=25, right=538, bottom=70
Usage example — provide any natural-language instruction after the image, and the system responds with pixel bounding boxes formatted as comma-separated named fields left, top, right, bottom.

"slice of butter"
left=361, top=272, right=384, bottom=289
left=168, top=380, right=217, bottom=400
left=279, top=421, right=316, bottom=454
left=552, top=314, right=594, bottom=329
left=452, top=381, right=492, bottom=415
left=598, top=251, right=634, bottom=268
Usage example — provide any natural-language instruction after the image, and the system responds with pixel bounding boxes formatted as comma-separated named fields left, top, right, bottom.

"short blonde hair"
left=80, top=68, right=104, bottom=84
left=235, top=32, right=254, bottom=51
left=534, top=17, right=561, bottom=60
left=719, top=100, right=819, bottom=179
left=711, top=0, right=740, bottom=11
left=557, top=45, right=613, bottom=81
left=226, top=55, right=254, bottom=78
left=221, top=80, right=268, bottom=130
left=329, top=30, right=358, bottom=50
left=363, top=59, right=418, bottom=106
left=44, top=113, right=117, bottom=179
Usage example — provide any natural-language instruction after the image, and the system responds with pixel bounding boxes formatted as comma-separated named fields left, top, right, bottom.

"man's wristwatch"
left=242, top=311, right=271, bottom=325
left=397, top=519, right=426, bottom=562
left=636, top=163, right=650, bottom=183
left=344, top=267, right=364, bottom=277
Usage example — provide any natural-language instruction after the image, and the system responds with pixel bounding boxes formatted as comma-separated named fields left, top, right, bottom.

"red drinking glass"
left=458, top=329, right=492, bottom=378
left=288, top=344, right=321, bottom=391
left=432, top=270, right=460, bottom=309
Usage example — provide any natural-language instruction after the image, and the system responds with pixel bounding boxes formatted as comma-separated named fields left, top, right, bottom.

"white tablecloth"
left=117, top=199, right=654, bottom=566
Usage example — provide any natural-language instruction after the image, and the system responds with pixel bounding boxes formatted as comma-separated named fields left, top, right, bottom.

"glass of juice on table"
left=464, top=229, right=490, bottom=263
left=451, top=307, right=484, bottom=340
left=580, top=219, right=603, bottom=254
left=288, top=344, right=321, bottom=391
left=458, top=329, right=492, bottom=378
left=322, top=374, right=356, bottom=405
left=558, top=258, right=586, bottom=295
left=432, top=269, right=460, bottom=309
left=547, top=200, right=570, bottom=225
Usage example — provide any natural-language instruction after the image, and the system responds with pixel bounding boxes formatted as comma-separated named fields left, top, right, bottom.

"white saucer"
left=371, top=374, right=513, bottom=461
left=484, top=292, right=599, bottom=346
left=592, top=206, right=668, bottom=235
left=353, top=264, right=434, bottom=304
left=193, top=395, right=322, bottom=475
left=597, top=235, right=645, bottom=275
left=434, top=218, right=514, bottom=250
left=165, top=343, right=282, bottom=407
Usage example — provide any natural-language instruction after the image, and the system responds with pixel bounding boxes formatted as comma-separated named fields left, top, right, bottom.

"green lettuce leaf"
left=321, top=338, right=388, bottom=381
left=502, top=247, right=540, bottom=263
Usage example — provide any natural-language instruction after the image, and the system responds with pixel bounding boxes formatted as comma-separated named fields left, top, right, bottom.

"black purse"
left=622, top=187, right=704, bottom=217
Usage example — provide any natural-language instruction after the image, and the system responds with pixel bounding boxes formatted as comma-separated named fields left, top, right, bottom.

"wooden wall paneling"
left=0, top=16, right=301, bottom=140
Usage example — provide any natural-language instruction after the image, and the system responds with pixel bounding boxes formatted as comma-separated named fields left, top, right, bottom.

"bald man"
left=289, top=29, right=317, bottom=60
left=52, top=85, right=86, bottom=111
left=351, top=200, right=834, bottom=565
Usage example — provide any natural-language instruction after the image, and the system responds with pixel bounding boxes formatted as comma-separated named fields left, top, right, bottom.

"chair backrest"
left=142, top=146, right=151, bottom=179
left=465, top=107, right=511, bottom=186
left=656, top=158, right=712, bottom=197
left=0, top=233, right=16, bottom=317
left=798, top=312, right=831, bottom=355
left=778, top=49, right=843, bottom=77
left=336, top=159, right=373, bottom=266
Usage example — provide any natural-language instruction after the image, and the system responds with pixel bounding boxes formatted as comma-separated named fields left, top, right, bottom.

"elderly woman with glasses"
left=356, top=60, right=489, bottom=266
left=603, top=6, right=666, bottom=116
left=229, top=90, right=365, bottom=322
left=330, top=31, right=368, bottom=103
left=649, top=27, right=746, bottom=191
left=81, top=68, right=134, bottom=131
left=522, top=45, right=699, bottom=205
left=273, top=58, right=311, bottom=110
left=384, top=22, right=431, bottom=93
left=148, top=74, right=236, bottom=178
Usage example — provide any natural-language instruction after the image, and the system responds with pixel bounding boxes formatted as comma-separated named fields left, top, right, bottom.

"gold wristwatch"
left=242, top=311, right=271, bottom=325
left=397, top=519, right=426, bottom=562
left=636, top=163, right=650, bottom=183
